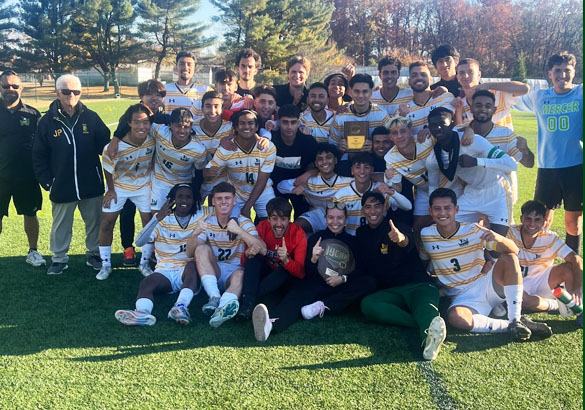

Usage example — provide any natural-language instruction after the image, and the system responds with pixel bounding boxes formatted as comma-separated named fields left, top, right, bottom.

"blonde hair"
left=286, top=56, right=311, bottom=74
left=389, top=116, right=412, bottom=129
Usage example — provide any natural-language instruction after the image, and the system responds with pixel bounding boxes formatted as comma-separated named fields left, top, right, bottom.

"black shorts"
left=0, top=178, right=43, bottom=217
left=534, top=164, right=583, bottom=212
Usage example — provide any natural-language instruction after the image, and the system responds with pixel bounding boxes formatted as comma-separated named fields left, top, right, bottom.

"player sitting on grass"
left=421, top=188, right=552, bottom=341
left=115, top=183, right=208, bottom=326
left=97, top=104, right=156, bottom=280
left=188, top=182, right=266, bottom=328
left=252, top=202, right=376, bottom=342
left=358, top=192, right=446, bottom=361
left=508, top=200, right=583, bottom=324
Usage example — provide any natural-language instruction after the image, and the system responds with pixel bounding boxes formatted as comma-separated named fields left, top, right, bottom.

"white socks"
left=99, top=246, right=111, bottom=267
left=176, top=288, right=194, bottom=307
left=201, top=275, right=220, bottom=299
left=140, top=242, right=154, bottom=265
left=136, top=298, right=153, bottom=314
left=219, top=292, right=238, bottom=308
left=504, top=284, right=523, bottom=322
left=471, top=314, right=508, bottom=333
left=544, top=298, right=559, bottom=311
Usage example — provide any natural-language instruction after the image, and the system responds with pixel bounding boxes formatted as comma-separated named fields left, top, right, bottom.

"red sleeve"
left=282, top=223, right=307, bottom=279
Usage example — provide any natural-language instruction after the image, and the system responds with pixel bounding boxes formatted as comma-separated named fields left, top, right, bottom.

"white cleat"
left=422, top=316, right=447, bottom=361
left=96, top=265, right=112, bottom=280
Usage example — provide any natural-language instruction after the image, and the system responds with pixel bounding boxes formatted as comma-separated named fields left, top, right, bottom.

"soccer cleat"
left=202, top=296, right=220, bottom=316
left=86, top=254, right=102, bottom=271
left=237, top=299, right=255, bottom=320
left=168, top=304, right=191, bottom=325
left=115, top=309, right=156, bottom=326
left=422, top=316, right=447, bottom=361
left=301, top=301, right=329, bottom=320
left=520, top=316, right=552, bottom=339
left=95, top=265, right=112, bottom=280
left=47, top=262, right=68, bottom=275
left=252, top=304, right=273, bottom=342
left=508, top=319, right=531, bottom=341
left=558, top=301, right=574, bottom=318
left=209, top=299, right=239, bottom=328
left=490, top=303, right=507, bottom=318
left=123, top=247, right=137, bottom=267
left=26, top=250, right=46, bottom=267
left=138, top=262, right=154, bottom=277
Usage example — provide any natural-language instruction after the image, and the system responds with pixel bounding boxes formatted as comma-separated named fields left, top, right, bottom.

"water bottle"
left=553, top=286, right=583, bottom=314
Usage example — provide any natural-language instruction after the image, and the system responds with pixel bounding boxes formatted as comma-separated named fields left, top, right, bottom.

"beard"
left=2, top=92, right=18, bottom=106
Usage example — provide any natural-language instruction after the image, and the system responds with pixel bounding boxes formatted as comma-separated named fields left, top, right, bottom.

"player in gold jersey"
left=508, top=200, right=582, bottom=323
left=421, top=188, right=552, bottom=341
left=164, top=51, right=210, bottom=118
left=115, top=183, right=208, bottom=326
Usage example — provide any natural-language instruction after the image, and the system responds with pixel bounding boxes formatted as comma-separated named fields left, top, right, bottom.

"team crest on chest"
left=458, top=238, right=469, bottom=247
left=20, top=117, right=30, bottom=127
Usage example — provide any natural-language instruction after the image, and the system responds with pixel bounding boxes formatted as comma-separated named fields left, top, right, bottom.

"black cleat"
left=520, top=316, right=553, bottom=339
left=509, top=319, right=531, bottom=341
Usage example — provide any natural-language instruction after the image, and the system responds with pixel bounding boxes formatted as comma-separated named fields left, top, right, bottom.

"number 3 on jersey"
left=450, top=258, right=461, bottom=272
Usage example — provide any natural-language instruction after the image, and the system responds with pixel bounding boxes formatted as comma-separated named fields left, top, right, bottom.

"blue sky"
left=190, top=0, right=225, bottom=53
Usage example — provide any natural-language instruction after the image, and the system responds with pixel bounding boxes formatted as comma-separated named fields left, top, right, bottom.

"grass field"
left=0, top=108, right=582, bottom=409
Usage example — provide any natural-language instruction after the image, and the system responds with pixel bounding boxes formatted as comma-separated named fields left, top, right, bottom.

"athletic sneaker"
left=86, top=254, right=102, bottom=271
left=138, top=262, right=153, bottom=277
left=252, top=304, right=273, bottom=342
left=26, top=250, right=46, bottom=267
left=202, top=296, right=220, bottom=316
left=168, top=304, right=191, bottom=325
left=508, top=319, right=531, bottom=341
left=422, top=316, right=447, bottom=361
left=301, top=301, right=329, bottom=320
left=47, top=262, right=68, bottom=275
left=123, top=247, right=137, bottom=267
left=115, top=309, right=156, bottom=326
left=209, top=299, right=240, bottom=328
left=520, top=316, right=552, bottom=339
left=558, top=301, right=574, bottom=318
left=96, top=265, right=112, bottom=280
left=490, top=303, right=507, bottom=318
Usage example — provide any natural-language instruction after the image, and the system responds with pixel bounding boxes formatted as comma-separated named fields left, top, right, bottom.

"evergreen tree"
left=511, top=54, right=527, bottom=82
left=137, top=0, right=214, bottom=79
left=0, top=0, right=17, bottom=66
left=70, top=0, right=139, bottom=93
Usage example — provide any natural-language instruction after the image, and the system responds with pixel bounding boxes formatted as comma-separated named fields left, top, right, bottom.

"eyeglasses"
left=326, top=201, right=346, bottom=210
left=60, top=89, right=81, bottom=96
left=1, top=84, right=20, bottom=90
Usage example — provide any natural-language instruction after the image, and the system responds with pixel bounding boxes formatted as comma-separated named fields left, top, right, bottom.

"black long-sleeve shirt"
left=305, top=228, right=361, bottom=282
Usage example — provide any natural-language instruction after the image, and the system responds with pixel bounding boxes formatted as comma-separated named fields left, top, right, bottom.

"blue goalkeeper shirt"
left=515, top=84, right=582, bottom=169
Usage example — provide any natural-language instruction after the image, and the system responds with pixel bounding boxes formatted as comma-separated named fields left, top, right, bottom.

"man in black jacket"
left=357, top=191, right=446, bottom=361
left=33, top=74, right=110, bottom=275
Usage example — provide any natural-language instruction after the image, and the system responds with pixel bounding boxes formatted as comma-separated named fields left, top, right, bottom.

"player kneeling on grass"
left=421, top=188, right=552, bottom=341
left=97, top=104, right=156, bottom=280
left=508, top=200, right=583, bottom=325
left=188, top=182, right=266, bottom=328
left=115, top=183, right=208, bottom=326
left=357, top=192, right=446, bottom=361
left=252, top=202, right=376, bottom=342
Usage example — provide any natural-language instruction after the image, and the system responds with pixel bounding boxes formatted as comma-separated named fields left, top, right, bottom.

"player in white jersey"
left=278, top=143, right=352, bottom=233
left=164, top=51, right=210, bottom=118
left=370, top=56, right=413, bottom=116
left=426, top=107, right=517, bottom=237
left=151, top=108, right=207, bottom=211
left=466, top=90, right=534, bottom=204
left=508, top=200, right=582, bottom=320
left=188, top=182, right=266, bottom=327
left=401, top=61, right=456, bottom=139
left=97, top=105, right=156, bottom=280
left=323, top=73, right=350, bottom=113
left=115, top=183, right=208, bottom=326
left=334, top=154, right=411, bottom=234
left=192, top=91, right=233, bottom=199
left=299, top=82, right=336, bottom=144
left=205, top=110, right=276, bottom=219
left=329, top=74, right=392, bottom=155
left=421, top=188, right=552, bottom=340
left=455, top=57, right=529, bottom=130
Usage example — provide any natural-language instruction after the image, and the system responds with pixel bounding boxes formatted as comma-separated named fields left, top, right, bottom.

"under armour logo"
left=432, top=245, right=440, bottom=250
left=534, top=254, right=541, bottom=259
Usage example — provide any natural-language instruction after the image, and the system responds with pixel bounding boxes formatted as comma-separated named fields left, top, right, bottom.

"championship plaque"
left=344, top=121, right=369, bottom=152
left=317, top=239, right=356, bottom=280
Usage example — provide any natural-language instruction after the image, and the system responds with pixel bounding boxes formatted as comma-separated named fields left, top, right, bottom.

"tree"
left=137, top=0, right=215, bottom=79
left=511, top=54, right=527, bottom=82
left=69, top=0, right=139, bottom=93
left=0, top=0, right=17, bottom=65
left=211, top=0, right=339, bottom=81
left=15, top=0, right=82, bottom=76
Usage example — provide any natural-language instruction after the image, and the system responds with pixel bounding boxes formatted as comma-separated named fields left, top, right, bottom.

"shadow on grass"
left=1, top=254, right=580, bottom=369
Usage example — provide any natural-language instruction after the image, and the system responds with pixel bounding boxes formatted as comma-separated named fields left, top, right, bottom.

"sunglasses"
left=60, top=89, right=81, bottom=96
left=326, top=201, right=346, bottom=210
left=1, top=84, right=20, bottom=90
